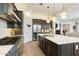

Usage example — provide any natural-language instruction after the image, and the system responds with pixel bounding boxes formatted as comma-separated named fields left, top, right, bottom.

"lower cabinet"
left=6, top=45, right=17, bottom=56
left=45, top=39, right=59, bottom=56
left=45, top=40, right=52, bottom=56
left=60, top=44, right=73, bottom=56
left=38, top=36, right=79, bottom=56
left=38, top=36, right=59, bottom=56
left=6, top=37, right=24, bottom=56
left=38, top=36, right=46, bottom=54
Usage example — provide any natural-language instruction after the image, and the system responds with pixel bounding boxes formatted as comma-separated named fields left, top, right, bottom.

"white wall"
left=61, top=22, right=75, bottom=34
left=76, top=22, right=79, bottom=32
left=23, top=12, right=32, bottom=43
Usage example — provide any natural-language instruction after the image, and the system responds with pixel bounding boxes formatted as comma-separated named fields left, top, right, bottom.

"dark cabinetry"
left=38, top=36, right=46, bottom=54
left=38, top=36, right=59, bottom=56
left=46, top=39, right=58, bottom=56
left=60, top=44, right=73, bottom=56
left=38, top=35, right=79, bottom=56
left=46, top=39, right=53, bottom=56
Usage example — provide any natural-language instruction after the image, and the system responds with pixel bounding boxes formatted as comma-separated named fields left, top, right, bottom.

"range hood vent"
left=0, top=13, right=15, bottom=22
left=12, top=11, right=21, bottom=22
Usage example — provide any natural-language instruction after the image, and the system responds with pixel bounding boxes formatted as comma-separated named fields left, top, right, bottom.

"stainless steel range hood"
left=0, top=13, right=15, bottom=22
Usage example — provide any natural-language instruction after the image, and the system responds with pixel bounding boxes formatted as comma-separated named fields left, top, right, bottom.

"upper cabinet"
left=0, top=3, right=12, bottom=22
left=0, top=3, right=8, bottom=13
left=0, top=3, right=22, bottom=23
left=8, top=3, right=22, bottom=22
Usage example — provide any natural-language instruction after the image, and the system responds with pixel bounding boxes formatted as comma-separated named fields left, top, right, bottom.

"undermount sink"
left=0, top=36, right=20, bottom=45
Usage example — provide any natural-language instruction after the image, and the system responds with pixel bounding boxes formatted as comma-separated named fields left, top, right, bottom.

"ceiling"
left=15, top=3, right=79, bottom=22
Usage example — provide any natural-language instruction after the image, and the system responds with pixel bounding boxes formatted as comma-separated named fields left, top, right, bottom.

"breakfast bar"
left=38, top=34, right=79, bottom=56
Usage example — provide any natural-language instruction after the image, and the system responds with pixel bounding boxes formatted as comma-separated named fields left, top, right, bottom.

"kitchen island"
left=38, top=34, right=79, bottom=56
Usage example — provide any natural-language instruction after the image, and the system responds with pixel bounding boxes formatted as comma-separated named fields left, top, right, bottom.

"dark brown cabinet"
left=38, top=36, right=46, bottom=54
left=38, top=35, right=79, bottom=56
left=46, top=39, right=52, bottom=56
left=60, top=44, right=73, bottom=56
left=38, top=36, right=59, bottom=56
left=45, top=39, right=59, bottom=56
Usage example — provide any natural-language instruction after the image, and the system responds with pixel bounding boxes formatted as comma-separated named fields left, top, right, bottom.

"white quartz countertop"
left=0, top=35, right=22, bottom=56
left=0, top=45, right=13, bottom=56
left=38, top=34, right=79, bottom=45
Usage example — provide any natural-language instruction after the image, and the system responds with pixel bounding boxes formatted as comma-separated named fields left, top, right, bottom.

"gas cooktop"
left=0, top=37, right=20, bottom=45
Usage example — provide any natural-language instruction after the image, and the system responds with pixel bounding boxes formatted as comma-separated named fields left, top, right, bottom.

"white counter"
left=0, top=45, right=14, bottom=56
left=0, top=35, right=21, bottom=56
left=38, top=34, right=79, bottom=45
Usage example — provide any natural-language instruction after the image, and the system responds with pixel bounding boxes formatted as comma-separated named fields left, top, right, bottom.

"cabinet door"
left=46, top=40, right=52, bottom=56
left=38, top=36, right=43, bottom=50
left=40, top=37, right=43, bottom=51
left=38, top=36, right=41, bottom=48
left=73, top=42, right=79, bottom=56
left=38, top=36, right=46, bottom=54
left=51, top=43, right=58, bottom=56
left=42, top=38, right=46, bottom=54
left=60, top=43, right=73, bottom=56
left=0, top=3, right=8, bottom=13
left=6, top=45, right=17, bottom=56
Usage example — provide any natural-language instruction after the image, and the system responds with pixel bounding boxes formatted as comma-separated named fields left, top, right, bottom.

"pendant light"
left=61, top=3, right=67, bottom=19
left=46, top=6, right=50, bottom=23
left=52, top=3, right=56, bottom=21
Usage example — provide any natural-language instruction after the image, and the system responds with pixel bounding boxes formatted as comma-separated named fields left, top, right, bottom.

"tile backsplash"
left=0, top=29, right=11, bottom=38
